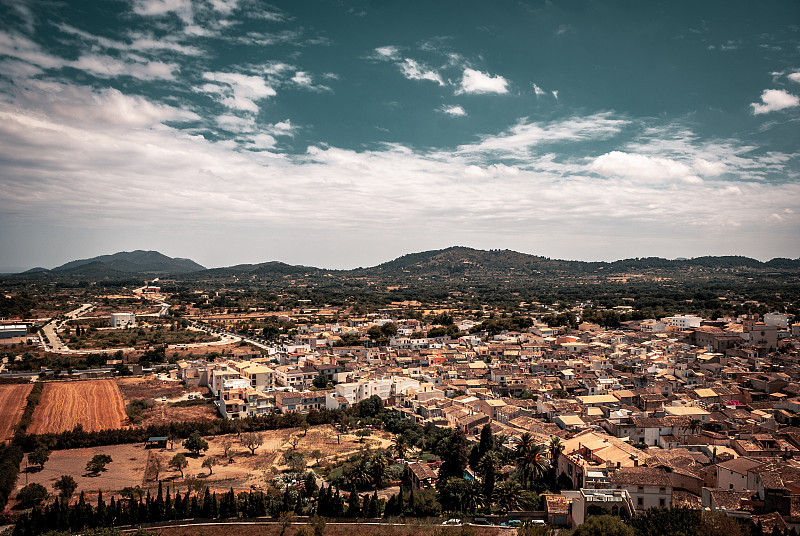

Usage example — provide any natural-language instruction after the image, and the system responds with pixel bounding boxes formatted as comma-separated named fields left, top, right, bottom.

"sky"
left=0, top=0, right=799, bottom=271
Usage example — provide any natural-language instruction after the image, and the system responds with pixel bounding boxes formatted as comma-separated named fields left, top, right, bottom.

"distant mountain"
left=51, top=250, right=205, bottom=275
left=181, top=246, right=800, bottom=293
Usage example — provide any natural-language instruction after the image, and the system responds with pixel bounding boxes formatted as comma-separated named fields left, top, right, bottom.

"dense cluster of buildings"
left=175, top=310, right=800, bottom=532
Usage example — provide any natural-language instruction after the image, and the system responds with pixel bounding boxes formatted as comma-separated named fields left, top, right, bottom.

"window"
left=659, top=498, right=665, bottom=507
left=637, top=498, right=643, bottom=507
left=659, top=487, right=665, bottom=493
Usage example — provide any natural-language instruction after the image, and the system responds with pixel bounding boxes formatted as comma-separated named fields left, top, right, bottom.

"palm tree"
left=549, top=437, right=564, bottom=466
left=689, top=419, right=701, bottom=434
left=463, top=480, right=485, bottom=514
left=493, top=480, right=523, bottom=513
left=514, top=433, right=549, bottom=490
left=392, top=436, right=408, bottom=460
left=370, top=453, right=387, bottom=489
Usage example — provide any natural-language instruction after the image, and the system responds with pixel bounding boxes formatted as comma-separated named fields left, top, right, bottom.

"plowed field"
left=29, top=380, right=126, bottom=434
left=0, top=383, right=32, bottom=441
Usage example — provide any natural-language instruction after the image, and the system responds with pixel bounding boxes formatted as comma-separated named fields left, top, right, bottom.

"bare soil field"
left=116, top=376, right=218, bottom=426
left=15, top=443, right=147, bottom=504
left=29, top=380, right=126, bottom=434
left=0, top=383, right=32, bottom=441
left=116, top=376, right=189, bottom=400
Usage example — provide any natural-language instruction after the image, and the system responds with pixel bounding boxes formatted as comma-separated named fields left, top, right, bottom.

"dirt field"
left=29, top=380, right=126, bottom=434
left=116, top=376, right=190, bottom=400
left=116, top=376, right=218, bottom=426
left=15, top=443, right=147, bottom=503
left=0, top=383, right=32, bottom=442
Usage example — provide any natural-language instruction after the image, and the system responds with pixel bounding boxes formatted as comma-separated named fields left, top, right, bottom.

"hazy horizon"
left=1, top=1, right=799, bottom=270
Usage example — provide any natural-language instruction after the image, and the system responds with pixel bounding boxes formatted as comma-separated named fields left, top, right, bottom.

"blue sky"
left=0, top=0, right=798, bottom=270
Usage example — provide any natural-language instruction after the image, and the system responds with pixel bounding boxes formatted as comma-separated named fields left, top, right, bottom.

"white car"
left=442, top=519, right=462, bottom=526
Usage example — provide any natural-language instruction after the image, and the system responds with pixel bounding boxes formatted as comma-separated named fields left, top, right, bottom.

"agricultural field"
left=0, top=383, right=33, bottom=441
left=29, top=380, right=126, bottom=434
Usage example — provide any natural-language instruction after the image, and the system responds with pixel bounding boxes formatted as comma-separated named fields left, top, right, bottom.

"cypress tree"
left=346, top=489, right=360, bottom=517
left=384, top=494, right=396, bottom=518
left=96, top=489, right=105, bottom=525
left=368, top=491, right=379, bottom=518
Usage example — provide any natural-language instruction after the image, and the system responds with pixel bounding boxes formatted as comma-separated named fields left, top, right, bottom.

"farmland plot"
left=29, top=380, right=126, bottom=434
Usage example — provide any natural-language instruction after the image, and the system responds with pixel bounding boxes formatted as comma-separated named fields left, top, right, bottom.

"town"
left=1, top=263, right=800, bottom=536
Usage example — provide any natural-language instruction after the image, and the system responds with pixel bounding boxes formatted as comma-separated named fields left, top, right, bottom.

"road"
left=38, top=303, right=93, bottom=352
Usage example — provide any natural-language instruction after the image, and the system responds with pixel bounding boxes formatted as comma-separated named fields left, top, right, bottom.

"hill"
left=51, top=250, right=205, bottom=275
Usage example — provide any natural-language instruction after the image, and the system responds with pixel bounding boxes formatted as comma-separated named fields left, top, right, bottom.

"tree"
left=311, top=449, right=323, bottom=467
left=202, top=457, right=218, bottom=475
left=183, top=431, right=209, bottom=456
left=86, top=454, right=112, bottom=475
left=493, top=480, right=524, bottom=513
left=313, top=374, right=329, bottom=389
left=700, top=511, right=746, bottom=536
left=392, top=436, right=408, bottom=460
left=220, top=437, right=234, bottom=457
left=438, top=429, right=468, bottom=487
left=28, top=446, right=50, bottom=469
left=240, top=432, right=263, bottom=455
left=170, top=453, right=188, bottom=477
left=572, top=515, right=635, bottom=536
left=283, top=450, right=306, bottom=473
left=53, top=475, right=77, bottom=499
left=630, top=507, right=702, bottom=536
left=514, top=433, right=549, bottom=490
left=478, top=424, right=494, bottom=457
left=17, top=483, right=48, bottom=507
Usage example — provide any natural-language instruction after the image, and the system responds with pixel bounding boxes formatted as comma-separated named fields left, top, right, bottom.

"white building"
left=661, top=315, right=702, bottom=329
left=110, top=312, right=136, bottom=328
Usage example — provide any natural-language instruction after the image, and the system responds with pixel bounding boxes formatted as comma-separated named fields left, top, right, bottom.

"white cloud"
left=201, top=72, right=276, bottom=112
left=373, top=46, right=400, bottom=60
left=398, top=58, right=444, bottom=86
left=788, top=72, right=800, bottom=83
left=132, top=0, right=193, bottom=23
left=552, top=90, right=559, bottom=99
left=532, top=83, right=546, bottom=96
left=591, top=151, right=701, bottom=183
left=440, top=105, right=466, bottom=116
left=292, top=71, right=313, bottom=86
left=0, top=91, right=797, bottom=268
left=457, top=113, right=628, bottom=158
left=693, top=158, right=727, bottom=176
left=71, top=54, right=177, bottom=80
left=457, top=68, right=509, bottom=94
left=751, top=89, right=800, bottom=114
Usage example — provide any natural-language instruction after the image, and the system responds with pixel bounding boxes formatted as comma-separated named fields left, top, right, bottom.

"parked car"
left=442, top=519, right=462, bottom=526
left=500, top=520, right=522, bottom=527
left=471, top=517, right=492, bottom=526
